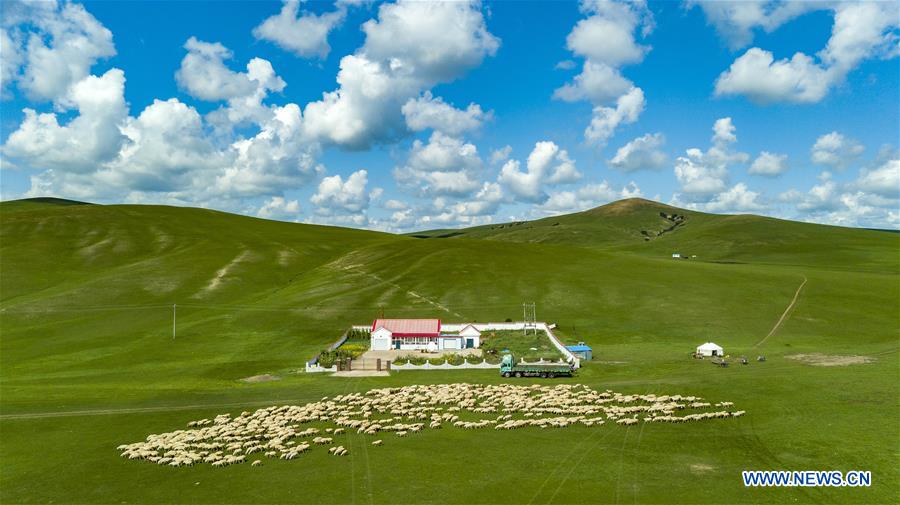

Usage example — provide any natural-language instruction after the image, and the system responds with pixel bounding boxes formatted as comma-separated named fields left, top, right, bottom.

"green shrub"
left=427, top=357, right=446, bottom=366
left=445, top=354, right=465, bottom=366
left=338, top=342, right=367, bottom=358
left=393, top=354, right=426, bottom=365
left=318, top=343, right=366, bottom=367
left=483, top=354, right=501, bottom=365
left=317, top=351, right=336, bottom=368
left=346, top=328, right=371, bottom=341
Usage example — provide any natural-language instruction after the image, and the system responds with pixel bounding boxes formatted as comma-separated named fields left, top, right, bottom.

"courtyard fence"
left=392, top=359, right=500, bottom=370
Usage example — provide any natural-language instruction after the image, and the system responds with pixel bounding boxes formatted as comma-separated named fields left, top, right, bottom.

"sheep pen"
left=117, top=383, right=744, bottom=468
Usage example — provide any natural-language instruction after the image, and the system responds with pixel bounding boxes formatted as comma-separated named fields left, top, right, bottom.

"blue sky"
left=1, top=0, right=898, bottom=230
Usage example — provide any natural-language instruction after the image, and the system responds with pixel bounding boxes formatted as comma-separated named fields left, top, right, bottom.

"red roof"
left=372, top=319, right=441, bottom=336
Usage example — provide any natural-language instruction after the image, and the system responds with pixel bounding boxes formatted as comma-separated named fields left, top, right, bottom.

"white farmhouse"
left=370, top=319, right=481, bottom=351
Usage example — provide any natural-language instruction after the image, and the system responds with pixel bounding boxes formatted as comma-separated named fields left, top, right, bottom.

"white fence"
left=443, top=322, right=580, bottom=369
left=313, top=321, right=581, bottom=373
left=305, top=363, right=337, bottom=373
left=538, top=322, right=581, bottom=369
left=392, top=360, right=499, bottom=371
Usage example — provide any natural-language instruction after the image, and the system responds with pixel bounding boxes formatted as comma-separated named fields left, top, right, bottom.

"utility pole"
left=173, top=303, right=177, bottom=339
left=523, top=302, right=536, bottom=335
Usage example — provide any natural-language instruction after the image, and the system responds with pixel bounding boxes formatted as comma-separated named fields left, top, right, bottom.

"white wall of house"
left=397, top=341, right=434, bottom=351
left=440, top=337, right=461, bottom=350
left=458, top=325, right=481, bottom=349
left=459, top=325, right=481, bottom=337
left=371, top=328, right=392, bottom=351
left=442, top=322, right=527, bottom=332
left=375, top=337, right=475, bottom=351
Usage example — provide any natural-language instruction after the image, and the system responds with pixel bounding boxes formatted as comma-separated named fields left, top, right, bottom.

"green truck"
left=500, top=354, right=574, bottom=378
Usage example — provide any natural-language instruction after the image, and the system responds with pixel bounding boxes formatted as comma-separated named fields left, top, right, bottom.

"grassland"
left=1, top=197, right=898, bottom=504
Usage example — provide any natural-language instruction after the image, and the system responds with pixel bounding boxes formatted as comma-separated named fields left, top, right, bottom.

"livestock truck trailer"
left=500, top=354, right=574, bottom=378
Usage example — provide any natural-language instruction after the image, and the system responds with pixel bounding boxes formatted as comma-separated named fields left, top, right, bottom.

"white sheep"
left=118, top=383, right=743, bottom=468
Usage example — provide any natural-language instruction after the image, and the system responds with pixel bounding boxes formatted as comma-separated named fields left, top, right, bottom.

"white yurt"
left=696, top=342, right=724, bottom=357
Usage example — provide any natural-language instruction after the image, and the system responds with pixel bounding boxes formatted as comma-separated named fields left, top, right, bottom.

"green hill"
left=1, top=198, right=898, bottom=504
left=408, top=198, right=694, bottom=244
left=0, top=196, right=92, bottom=213
left=409, top=197, right=899, bottom=272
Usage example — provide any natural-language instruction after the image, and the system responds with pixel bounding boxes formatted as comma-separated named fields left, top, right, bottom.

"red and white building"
left=370, top=319, right=481, bottom=351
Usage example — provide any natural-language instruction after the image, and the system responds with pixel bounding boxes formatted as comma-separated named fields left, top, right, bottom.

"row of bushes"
left=317, top=342, right=367, bottom=368
left=316, top=329, right=371, bottom=368
left=345, top=328, right=371, bottom=341
left=392, top=353, right=502, bottom=366
left=317, top=350, right=350, bottom=368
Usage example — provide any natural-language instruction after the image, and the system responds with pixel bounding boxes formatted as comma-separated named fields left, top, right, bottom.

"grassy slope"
left=1, top=199, right=898, bottom=504
left=410, top=198, right=900, bottom=272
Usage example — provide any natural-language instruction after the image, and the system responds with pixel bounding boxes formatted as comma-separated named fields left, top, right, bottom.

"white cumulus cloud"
left=584, top=86, right=645, bottom=147
left=673, top=117, right=749, bottom=199
left=393, top=132, right=483, bottom=196
left=176, top=37, right=266, bottom=102
left=553, top=60, right=633, bottom=104
left=779, top=166, right=900, bottom=229
left=3, top=68, right=127, bottom=173
left=301, top=0, right=499, bottom=149
left=555, top=0, right=653, bottom=146
left=499, top=141, right=582, bottom=203
left=311, top=169, right=370, bottom=216
left=540, top=180, right=642, bottom=214
left=699, top=183, right=766, bottom=213
left=252, top=0, right=351, bottom=59
left=811, top=131, right=864, bottom=170
left=257, top=196, right=301, bottom=220
left=714, top=2, right=899, bottom=104
left=402, top=91, right=489, bottom=136
left=489, top=145, right=512, bottom=165
left=609, top=132, right=667, bottom=172
left=749, top=151, right=789, bottom=176
left=690, top=1, right=821, bottom=50
left=1, top=0, right=115, bottom=102
left=855, top=157, right=899, bottom=198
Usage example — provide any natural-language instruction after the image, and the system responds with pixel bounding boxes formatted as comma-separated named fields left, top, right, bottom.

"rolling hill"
left=1, top=197, right=898, bottom=504
left=409, top=198, right=900, bottom=272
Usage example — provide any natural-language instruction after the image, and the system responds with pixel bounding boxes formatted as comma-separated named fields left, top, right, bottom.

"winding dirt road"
left=754, top=276, right=807, bottom=348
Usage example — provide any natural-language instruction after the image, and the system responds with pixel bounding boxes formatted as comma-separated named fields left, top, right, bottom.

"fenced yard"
left=313, top=328, right=370, bottom=368
left=308, top=323, right=578, bottom=373
left=480, top=329, right=565, bottom=361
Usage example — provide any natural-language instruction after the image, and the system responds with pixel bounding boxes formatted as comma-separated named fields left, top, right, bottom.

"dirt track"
left=754, top=276, right=807, bottom=348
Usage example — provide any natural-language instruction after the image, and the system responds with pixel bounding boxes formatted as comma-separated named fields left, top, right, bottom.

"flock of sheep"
left=117, top=383, right=743, bottom=468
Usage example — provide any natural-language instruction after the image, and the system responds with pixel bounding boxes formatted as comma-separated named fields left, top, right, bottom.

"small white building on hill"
left=696, top=342, right=724, bottom=357
left=370, top=319, right=481, bottom=351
